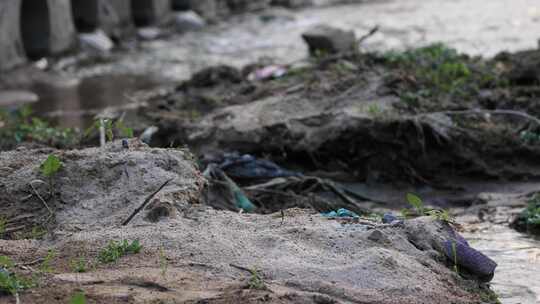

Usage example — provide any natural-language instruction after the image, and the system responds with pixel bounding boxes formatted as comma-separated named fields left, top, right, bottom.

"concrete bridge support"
left=0, top=0, right=175, bottom=70
left=0, top=1, right=25, bottom=70
left=20, top=0, right=76, bottom=59
left=71, top=0, right=134, bottom=37
left=131, top=0, right=172, bottom=26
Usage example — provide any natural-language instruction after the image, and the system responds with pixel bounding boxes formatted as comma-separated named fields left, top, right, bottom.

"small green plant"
left=69, top=257, right=88, bottom=273
left=426, top=209, right=453, bottom=223
left=69, top=291, right=87, bottom=304
left=40, top=154, right=62, bottom=178
left=366, top=104, right=382, bottom=117
left=0, top=256, right=33, bottom=299
left=158, top=247, right=168, bottom=278
left=98, top=240, right=142, bottom=264
left=478, top=288, right=502, bottom=304
left=520, top=130, right=540, bottom=145
left=381, top=43, right=500, bottom=109
left=40, top=154, right=62, bottom=197
left=403, top=193, right=454, bottom=223
left=406, top=193, right=425, bottom=215
left=30, top=226, right=47, bottom=239
left=0, top=217, right=6, bottom=239
left=512, top=194, right=540, bottom=234
left=84, top=118, right=133, bottom=142
left=451, top=241, right=459, bottom=274
left=0, top=105, right=78, bottom=148
left=39, top=249, right=56, bottom=273
left=248, top=267, right=266, bottom=290
left=0, top=269, right=22, bottom=297
left=0, top=256, right=14, bottom=269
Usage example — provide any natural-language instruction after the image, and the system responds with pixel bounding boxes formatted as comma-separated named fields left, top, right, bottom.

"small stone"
left=367, top=229, right=387, bottom=242
left=174, top=11, right=206, bottom=32
left=78, top=29, right=114, bottom=53
left=137, top=27, right=162, bottom=41
left=302, top=24, right=357, bottom=55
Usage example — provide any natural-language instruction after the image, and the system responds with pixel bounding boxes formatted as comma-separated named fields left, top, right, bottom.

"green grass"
left=0, top=256, right=34, bottom=297
left=69, top=257, right=88, bottom=273
left=98, top=240, right=142, bottom=264
left=84, top=118, right=134, bottom=142
left=39, top=249, right=56, bottom=273
left=0, top=105, right=77, bottom=148
left=513, top=194, right=540, bottom=234
left=158, top=247, right=168, bottom=278
left=0, top=217, right=6, bottom=239
left=69, top=291, right=87, bottom=304
left=40, top=155, right=62, bottom=178
left=381, top=43, right=501, bottom=108
left=248, top=267, right=266, bottom=290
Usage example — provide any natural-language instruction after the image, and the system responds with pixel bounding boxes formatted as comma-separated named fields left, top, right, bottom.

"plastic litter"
left=203, top=164, right=256, bottom=212
left=382, top=213, right=399, bottom=224
left=247, top=65, right=287, bottom=81
left=212, top=153, right=301, bottom=180
left=321, top=208, right=359, bottom=218
left=442, top=229, right=497, bottom=282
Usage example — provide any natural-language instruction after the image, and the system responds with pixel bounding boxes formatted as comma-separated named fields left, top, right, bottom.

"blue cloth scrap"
left=218, top=154, right=301, bottom=179
left=322, top=208, right=359, bottom=218
left=382, top=213, right=399, bottom=224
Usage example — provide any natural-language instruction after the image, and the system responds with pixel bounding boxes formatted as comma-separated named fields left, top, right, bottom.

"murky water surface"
left=464, top=225, right=540, bottom=304
left=29, top=74, right=165, bottom=128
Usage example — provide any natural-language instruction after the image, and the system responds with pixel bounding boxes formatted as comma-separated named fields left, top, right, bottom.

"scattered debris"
left=321, top=208, right=359, bottom=218
left=207, top=152, right=301, bottom=181
left=247, top=65, right=287, bottom=81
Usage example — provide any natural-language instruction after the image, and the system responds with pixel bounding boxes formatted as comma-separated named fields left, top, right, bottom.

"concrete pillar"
left=19, top=0, right=76, bottom=60
left=71, top=0, right=133, bottom=37
left=47, top=0, right=77, bottom=55
left=0, top=0, right=25, bottom=70
left=171, top=0, right=191, bottom=11
left=131, top=0, right=172, bottom=26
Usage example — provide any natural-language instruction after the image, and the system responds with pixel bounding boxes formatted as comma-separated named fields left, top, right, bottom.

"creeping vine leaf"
left=40, top=155, right=62, bottom=178
left=406, top=193, right=424, bottom=215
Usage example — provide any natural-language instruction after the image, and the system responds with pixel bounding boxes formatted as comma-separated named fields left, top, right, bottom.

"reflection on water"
left=29, top=74, right=165, bottom=129
left=463, top=225, right=540, bottom=304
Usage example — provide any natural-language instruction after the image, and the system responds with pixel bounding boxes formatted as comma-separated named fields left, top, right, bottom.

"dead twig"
left=422, top=109, right=540, bottom=129
left=357, top=25, right=379, bottom=45
left=15, top=258, right=44, bottom=268
left=29, top=180, right=54, bottom=222
left=229, top=263, right=252, bottom=273
left=122, top=179, right=173, bottom=226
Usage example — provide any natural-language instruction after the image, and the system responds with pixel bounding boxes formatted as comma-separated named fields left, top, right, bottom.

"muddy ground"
left=0, top=142, right=498, bottom=304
